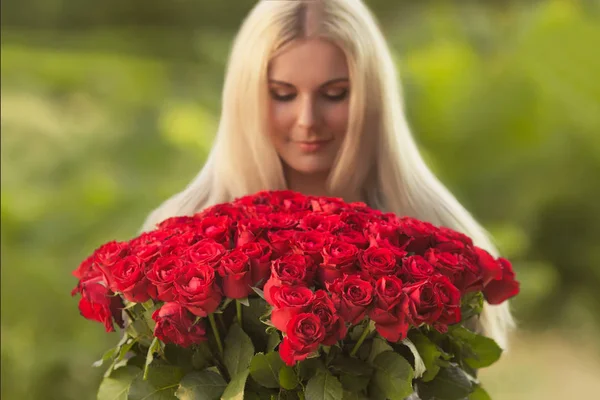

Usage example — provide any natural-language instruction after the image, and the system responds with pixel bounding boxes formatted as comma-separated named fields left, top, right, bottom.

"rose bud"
left=483, top=258, right=520, bottom=305
left=270, top=285, right=315, bottom=332
left=239, top=239, right=272, bottom=287
left=147, top=256, right=184, bottom=302
left=359, top=246, right=398, bottom=279
left=310, top=290, right=347, bottom=345
left=404, top=274, right=461, bottom=332
left=152, top=302, right=207, bottom=348
left=74, top=275, right=124, bottom=333
left=329, top=275, right=374, bottom=325
left=368, top=275, right=410, bottom=342
left=263, top=254, right=315, bottom=304
left=110, top=255, right=154, bottom=303
left=318, top=240, right=359, bottom=285
left=218, top=250, right=253, bottom=299
left=279, top=313, right=325, bottom=366
left=175, top=263, right=222, bottom=317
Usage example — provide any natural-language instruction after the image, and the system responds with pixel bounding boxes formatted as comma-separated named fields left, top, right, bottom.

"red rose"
left=74, top=275, right=124, bottom=332
left=359, top=246, right=398, bottom=278
left=133, top=244, right=162, bottom=263
left=336, top=226, right=370, bottom=249
left=263, top=254, right=315, bottom=303
left=473, top=247, right=503, bottom=287
left=218, top=250, right=252, bottom=299
left=110, top=256, right=154, bottom=303
left=310, top=197, right=346, bottom=213
left=267, top=230, right=296, bottom=256
left=152, top=302, right=207, bottom=347
left=95, top=241, right=130, bottom=269
left=160, top=231, right=200, bottom=257
left=269, top=285, right=315, bottom=331
left=401, top=255, right=436, bottom=282
left=72, top=254, right=96, bottom=280
left=147, top=256, right=183, bottom=302
left=397, top=217, right=438, bottom=254
left=279, top=313, right=325, bottom=366
left=175, top=264, right=222, bottom=316
left=299, top=213, right=342, bottom=232
left=198, top=216, right=232, bottom=245
left=292, top=231, right=331, bottom=262
left=329, top=275, right=374, bottom=324
left=310, top=290, right=347, bottom=345
left=484, top=258, right=520, bottom=305
left=157, top=216, right=197, bottom=230
left=239, top=240, right=272, bottom=287
left=424, top=249, right=478, bottom=293
left=236, top=218, right=269, bottom=247
left=92, top=241, right=129, bottom=286
left=268, top=213, right=299, bottom=230
left=404, top=274, right=461, bottom=332
left=318, top=241, right=359, bottom=285
left=282, top=196, right=311, bottom=212
left=368, top=276, right=410, bottom=342
left=186, top=238, right=226, bottom=268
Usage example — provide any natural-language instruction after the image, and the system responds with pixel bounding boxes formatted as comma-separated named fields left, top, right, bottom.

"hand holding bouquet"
left=72, top=190, right=519, bottom=400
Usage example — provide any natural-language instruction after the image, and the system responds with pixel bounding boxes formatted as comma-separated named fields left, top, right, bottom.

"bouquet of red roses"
left=72, top=190, right=519, bottom=400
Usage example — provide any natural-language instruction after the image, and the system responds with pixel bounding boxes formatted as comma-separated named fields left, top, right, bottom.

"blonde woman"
left=142, top=0, right=514, bottom=373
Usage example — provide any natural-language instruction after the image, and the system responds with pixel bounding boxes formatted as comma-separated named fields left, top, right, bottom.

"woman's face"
left=267, top=38, right=350, bottom=176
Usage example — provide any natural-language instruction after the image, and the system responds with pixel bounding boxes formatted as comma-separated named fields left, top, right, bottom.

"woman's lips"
left=294, top=139, right=332, bottom=153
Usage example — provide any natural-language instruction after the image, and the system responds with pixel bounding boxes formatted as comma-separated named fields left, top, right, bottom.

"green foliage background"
left=2, top=1, right=600, bottom=399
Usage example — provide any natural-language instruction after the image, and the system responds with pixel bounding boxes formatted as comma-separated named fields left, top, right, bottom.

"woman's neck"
left=284, top=167, right=365, bottom=204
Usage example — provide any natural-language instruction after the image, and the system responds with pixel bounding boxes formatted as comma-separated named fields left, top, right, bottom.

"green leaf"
left=278, top=365, right=299, bottom=390
left=367, top=337, right=393, bottom=364
left=128, top=363, right=184, bottom=400
left=242, top=297, right=271, bottom=352
left=329, top=356, right=373, bottom=377
left=408, top=331, right=443, bottom=382
left=249, top=352, right=284, bottom=389
left=297, top=358, right=327, bottom=381
left=251, top=287, right=266, bottom=300
left=221, top=370, right=250, bottom=400
left=144, top=337, right=162, bottom=380
left=450, top=326, right=503, bottom=369
left=191, top=342, right=214, bottom=371
left=238, top=297, right=250, bottom=307
left=342, top=391, right=369, bottom=400
left=369, top=351, right=414, bottom=400
left=469, top=385, right=491, bottom=400
left=174, top=370, right=227, bottom=400
left=339, top=373, right=371, bottom=392
left=305, top=371, right=343, bottom=400
left=266, top=331, right=281, bottom=353
left=416, top=365, right=473, bottom=400
left=400, top=338, right=427, bottom=379
left=103, top=336, right=139, bottom=378
left=97, top=365, right=141, bottom=400
left=460, top=292, right=484, bottom=321
left=224, top=323, right=255, bottom=378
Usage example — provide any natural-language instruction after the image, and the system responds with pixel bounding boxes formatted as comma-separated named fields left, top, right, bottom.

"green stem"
left=350, top=322, right=372, bottom=357
left=208, top=314, right=224, bottom=356
left=298, top=392, right=305, bottom=400
left=236, top=300, right=243, bottom=328
left=217, top=313, right=226, bottom=333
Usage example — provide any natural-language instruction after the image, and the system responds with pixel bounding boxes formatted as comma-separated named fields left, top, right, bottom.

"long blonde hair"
left=142, top=0, right=514, bottom=349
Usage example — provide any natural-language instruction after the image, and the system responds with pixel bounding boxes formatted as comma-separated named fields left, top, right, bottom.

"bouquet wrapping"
left=72, top=190, right=519, bottom=400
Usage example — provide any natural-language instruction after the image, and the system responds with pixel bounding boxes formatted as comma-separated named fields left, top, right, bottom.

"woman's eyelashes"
left=269, top=87, right=349, bottom=102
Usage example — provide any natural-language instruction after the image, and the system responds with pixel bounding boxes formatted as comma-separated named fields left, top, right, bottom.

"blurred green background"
left=2, top=0, right=600, bottom=399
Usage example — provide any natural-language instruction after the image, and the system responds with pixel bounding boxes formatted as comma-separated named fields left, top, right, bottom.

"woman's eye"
left=323, top=89, right=349, bottom=101
left=270, top=90, right=297, bottom=102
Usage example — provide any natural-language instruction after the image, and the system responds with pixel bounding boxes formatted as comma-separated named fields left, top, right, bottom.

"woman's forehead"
left=268, top=38, right=349, bottom=86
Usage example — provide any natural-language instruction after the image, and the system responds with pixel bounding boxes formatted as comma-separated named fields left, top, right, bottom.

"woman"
left=141, top=0, right=514, bottom=353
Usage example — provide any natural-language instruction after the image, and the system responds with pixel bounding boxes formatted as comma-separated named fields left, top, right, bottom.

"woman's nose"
left=296, top=96, right=317, bottom=130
